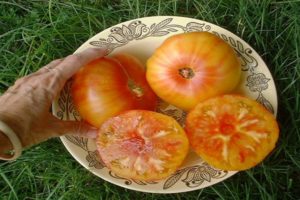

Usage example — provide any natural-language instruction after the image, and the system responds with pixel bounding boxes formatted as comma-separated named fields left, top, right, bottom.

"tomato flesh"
left=97, top=110, right=189, bottom=181
left=185, top=95, right=279, bottom=170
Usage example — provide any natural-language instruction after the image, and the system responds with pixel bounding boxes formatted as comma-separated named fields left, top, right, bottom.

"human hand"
left=0, top=48, right=107, bottom=148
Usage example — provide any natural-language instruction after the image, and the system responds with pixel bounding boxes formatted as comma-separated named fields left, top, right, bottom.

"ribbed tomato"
left=71, top=54, right=157, bottom=128
left=146, top=32, right=241, bottom=111
left=185, top=95, right=279, bottom=171
left=97, top=110, right=189, bottom=181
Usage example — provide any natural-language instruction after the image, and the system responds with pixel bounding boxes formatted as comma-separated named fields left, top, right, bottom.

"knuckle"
left=14, top=77, right=25, bottom=85
left=65, top=54, right=83, bottom=65
left=48, top=59, right=59, bottom=66
left=49, top=58, right=64, bottom=66
left=52, top=58, right=63, bottom=63
left=13, top=76, right=31, bottom=87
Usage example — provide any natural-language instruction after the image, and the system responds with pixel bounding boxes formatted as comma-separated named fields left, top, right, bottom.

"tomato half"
left=185, top=95, right=279, bottom=171
left=146, top=32, right=241, bottom=111
left=71, top=54, right=157, bottom=127
left=97, top=110, right=189, bottom=181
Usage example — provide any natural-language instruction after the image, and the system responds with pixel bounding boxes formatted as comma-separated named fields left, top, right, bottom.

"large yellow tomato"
left=146, top=32, right=241, bottom=111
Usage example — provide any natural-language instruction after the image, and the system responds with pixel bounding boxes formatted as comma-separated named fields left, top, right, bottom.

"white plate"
left=52, top=16, right=278, bottom=193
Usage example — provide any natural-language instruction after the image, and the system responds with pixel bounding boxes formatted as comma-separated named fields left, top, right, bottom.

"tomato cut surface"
left=97, top=110, right=189, bottom=181
left=185, top=95, right=279, bottom=171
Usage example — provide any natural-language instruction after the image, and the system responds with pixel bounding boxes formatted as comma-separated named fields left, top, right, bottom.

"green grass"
left=0, top=0, right=299, bottom=199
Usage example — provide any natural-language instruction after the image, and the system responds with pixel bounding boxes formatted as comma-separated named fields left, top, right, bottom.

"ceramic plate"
left=52, top=16, right=278, bottom=193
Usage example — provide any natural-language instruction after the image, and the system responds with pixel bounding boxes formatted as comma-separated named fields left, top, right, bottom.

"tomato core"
left=123, top=136, right=147, bottom=153
left=220, top=123, right=235, bottom=135
left=178, top=67, right=195, bottom=79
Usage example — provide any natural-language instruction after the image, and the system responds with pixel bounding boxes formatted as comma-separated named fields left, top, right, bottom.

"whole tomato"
left=71, top=54, right=157, bottom=128
left=146, top=32, right=241, bottom=111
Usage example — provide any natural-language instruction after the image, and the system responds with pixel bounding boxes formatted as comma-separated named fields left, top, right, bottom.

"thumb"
left=51, top=119, right=99, bottom=138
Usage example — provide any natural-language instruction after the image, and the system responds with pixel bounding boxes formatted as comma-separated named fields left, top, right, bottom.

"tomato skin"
left=185, top=95, right=279, bottom=171
left=97, top=110, right=189, bottom=181
left=72, top=54, right=157, bottom=127
left=146, top=32, right=241, bottom=111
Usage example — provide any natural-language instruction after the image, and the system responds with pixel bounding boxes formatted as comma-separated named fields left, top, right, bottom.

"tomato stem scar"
left=128, top=80, right=144, bottom=97
left=178, top=67, right=195, bottom=79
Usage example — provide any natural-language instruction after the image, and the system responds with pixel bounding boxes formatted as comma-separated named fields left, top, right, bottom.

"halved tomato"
left=185, top=95, right=279, bottom=171
left=97, top=110, right=189, bottom=181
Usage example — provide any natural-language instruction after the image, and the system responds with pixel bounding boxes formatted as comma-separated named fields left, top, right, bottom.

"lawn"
left=0, top=0, right=299, bottom=199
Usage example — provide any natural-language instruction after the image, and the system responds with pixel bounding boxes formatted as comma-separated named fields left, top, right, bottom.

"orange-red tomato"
left=72, top=54, right=157, bottom=127
left=97, top=110, right=189, bottom=181
left=147, top=32, right=241, bottom=111
left=185, top=95, right=279, bottom=171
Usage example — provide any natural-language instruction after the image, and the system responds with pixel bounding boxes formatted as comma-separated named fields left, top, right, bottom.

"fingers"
left=33, top=48, right=107, bottom=99
left=60, top=121, right=98, bottom=138
left=54, top=48, right=108, bottom=80
left=35, top=58, right=64, bottom=74
left=48, top=117, right=98, bottom=138
left=34, top=48, right=107, bottom=79
left=6, top=58, right=64, bottom=94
